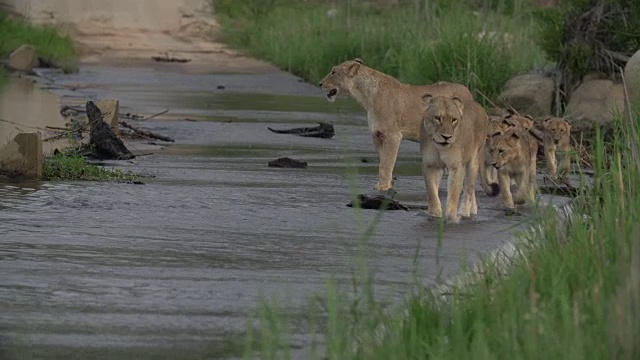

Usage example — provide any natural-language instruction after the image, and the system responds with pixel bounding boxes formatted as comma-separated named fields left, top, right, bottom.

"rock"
left=346, top=194, right=408, bottom=211
left=8, top=45, right=38, bottom=72
left=97, top=99, right=120, bottom=135
left=625, top=49, right=640, bottom=112
left=268, top=157, right=307, bottom=168
left=497, top=74, right=555, bottom=117
left=86, top=101, right=135, bottom=160
left=565, top=80, right=625, bottom=130
left=0, top=133, right=43, bottom=179
left=267, top=123, right=335, bottom=139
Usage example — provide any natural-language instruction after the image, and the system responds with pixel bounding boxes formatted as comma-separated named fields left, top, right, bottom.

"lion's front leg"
left=545, top=145, right=558, bottom=179
left=460, top=155, right=480, bottom=218
left=372, top=131, right=401, bottom=192
left=498, top=171, right=515, bottom=209
left=423, top=163, right=444, bottom=218
left=445, top=164, right=465, bottom=223
left=558, top=146, right=572, bottom=178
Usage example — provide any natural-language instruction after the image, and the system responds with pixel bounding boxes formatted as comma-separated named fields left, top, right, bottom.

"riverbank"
left=214, top=0, right=548, bottom=103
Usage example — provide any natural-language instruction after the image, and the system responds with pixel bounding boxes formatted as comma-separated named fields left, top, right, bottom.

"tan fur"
left=420, top=95, right=489, bottom=223
left=481, top=114, right=532, bottom=196
left=542, top=117, right=572, bottom=178
left=489, top=129, right=538, bottom=209
left=319, top=59, right=474, bottom=191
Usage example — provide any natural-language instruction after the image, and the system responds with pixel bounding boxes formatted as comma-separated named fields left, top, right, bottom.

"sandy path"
left=0, top=0, right=277, bottom=73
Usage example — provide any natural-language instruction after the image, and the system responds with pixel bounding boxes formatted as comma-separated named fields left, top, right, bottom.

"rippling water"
left=1, top=67, right=526, bottom=359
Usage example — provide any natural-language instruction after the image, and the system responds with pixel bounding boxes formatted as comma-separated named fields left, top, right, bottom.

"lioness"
left=420, top=95, right=489, bottom=223
left=489, top=128, right=538, bottom=209
left=542, top=117, right=572, bottom=178
left=319, top=58, right=474, bottom=192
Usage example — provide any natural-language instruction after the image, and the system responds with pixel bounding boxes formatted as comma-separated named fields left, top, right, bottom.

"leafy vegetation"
left=533, top=0, right=640, bottom=102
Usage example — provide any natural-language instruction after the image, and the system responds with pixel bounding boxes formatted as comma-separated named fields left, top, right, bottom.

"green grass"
left=214, top=0, right=547, bottom=103
left=43, top=153, right=142, bottom=182
left=242, top=107, right=640, bottom=359
left=0, top=11, right=77, bottom=71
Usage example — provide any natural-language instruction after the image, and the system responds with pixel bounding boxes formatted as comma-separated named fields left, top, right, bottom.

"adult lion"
left=319, top=58, right=474, bottom=192
left=420, top=95, right=489, bottom=223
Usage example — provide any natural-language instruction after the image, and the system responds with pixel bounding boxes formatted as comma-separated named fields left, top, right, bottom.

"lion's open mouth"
left=326, top=88, right=338, bottom=100
left=435, top=140, right=450, bottom=146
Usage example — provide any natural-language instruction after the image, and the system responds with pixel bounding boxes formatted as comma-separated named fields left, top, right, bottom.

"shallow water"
left=1, top=65, right=530, bottom=359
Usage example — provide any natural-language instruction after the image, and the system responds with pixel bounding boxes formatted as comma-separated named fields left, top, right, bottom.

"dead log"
left=267, top=122, right=335, bottom=139
left=119, top=121, right=175, bottom=142
left=268, top=157, right=307, bottom=168
left=86, top=101, right=135, bottom=160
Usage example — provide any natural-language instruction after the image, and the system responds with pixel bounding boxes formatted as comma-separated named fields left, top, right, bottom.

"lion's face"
left=543, top=117, right=571, bottom=145
left=318, top=58, right=363, bottom=102
left=422, top=95, right=464, bottom=147
left=489, top=131, right=521, bottom=169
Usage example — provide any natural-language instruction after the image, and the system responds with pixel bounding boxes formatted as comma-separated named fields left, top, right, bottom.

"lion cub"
left=542, top=117, right=572, bottom=178
left=489, top=128, right=538, bottom=209
left=420, top=95, right=489, bottom=223
left=482, top=114, right=535, bottom=196
left=319, top=58, right=473, bottom=192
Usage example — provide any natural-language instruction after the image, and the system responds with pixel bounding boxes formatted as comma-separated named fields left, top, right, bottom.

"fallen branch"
left=119, top=121, right=175, bottom=142
left=143, top=109, right=169, bottom=121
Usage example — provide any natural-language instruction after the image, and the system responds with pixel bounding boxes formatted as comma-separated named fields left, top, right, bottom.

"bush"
left=534, top=0, right=640, bottom=99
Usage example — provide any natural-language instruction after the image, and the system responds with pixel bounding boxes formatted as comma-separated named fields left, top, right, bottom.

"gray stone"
left=8, top=44, right=38, bottom=72
left=565, top=79, right=625, bottom=130
left=97, top=99, right=120, bottom=135
left=497, top=73, right=554, bottom=117
left=0, top=132, right=43, bottom=179
left=624, top=49, right=640, bottom=113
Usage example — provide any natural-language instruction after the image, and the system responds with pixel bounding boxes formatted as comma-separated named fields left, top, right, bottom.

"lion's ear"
left=452, top=97, right=464, bottom=113
left=348, top=62, right=361, bottom=76
left=422, top=93, right=434, bottom=104
left=564, top=118, right=572, bottom=127
left=524, top=115, right=533, bottom=120
left=353, top=58, right=364, bottom=64
left=543, top=117, right=553, bottom=127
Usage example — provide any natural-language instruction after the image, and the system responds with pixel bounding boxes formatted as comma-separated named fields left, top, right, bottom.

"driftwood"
left=152, top=55, right=191, bottom=63
left=268, top=157, right=308, bottom=168
left=86, top=101, right=135, bottom=160
left=268, top=122, right=335, bottom=139
left=120, top=121, right=175, bottom=142
left=347, top=194, right=409, bottom=211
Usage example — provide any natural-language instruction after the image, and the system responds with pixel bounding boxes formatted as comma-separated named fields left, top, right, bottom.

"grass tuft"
left=215, top=0, right=547, bottom=104
left=0, top=11, right=77, bottom=72
left=43, top=150, right=142, bottom=182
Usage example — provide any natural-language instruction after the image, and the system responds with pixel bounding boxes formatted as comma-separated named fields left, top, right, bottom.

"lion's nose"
left=441, top=134, right=452, bottom=140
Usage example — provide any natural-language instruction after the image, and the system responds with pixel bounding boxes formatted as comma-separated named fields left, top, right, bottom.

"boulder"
left=497, top=74, right=554, bottom=117
left=565, top=79, right=625, bottom=130
left=624, top=49, right=640, bottom=113
left=8, top=45, right=38, bottom=72
left=0, top=133, right=43, bottom=179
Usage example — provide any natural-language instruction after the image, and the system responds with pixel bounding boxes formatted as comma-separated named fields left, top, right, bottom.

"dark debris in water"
left=268, top=157, right=308, bottom=169
left=267, top=122, right=335, bottom=139
left=347, top=194, right=409, bottom=211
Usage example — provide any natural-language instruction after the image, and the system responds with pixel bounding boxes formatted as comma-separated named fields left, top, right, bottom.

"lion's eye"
left=434, top=116, right=441, bottom=123
left=499, top=149, right=504, bottom=154
left=452, top=118, right=459, bottom=124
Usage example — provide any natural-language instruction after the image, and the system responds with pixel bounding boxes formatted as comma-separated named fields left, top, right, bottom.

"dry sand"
left=0, top=0, right=277, bottom=73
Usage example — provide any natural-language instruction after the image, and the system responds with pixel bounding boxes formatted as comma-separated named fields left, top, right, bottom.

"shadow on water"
left=0, top=68, right=531, bottom=359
